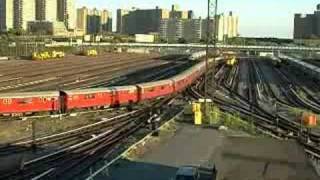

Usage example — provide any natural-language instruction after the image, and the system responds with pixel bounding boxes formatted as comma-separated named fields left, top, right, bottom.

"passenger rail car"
left=0, top=55, right=223, bottom=116
left=137, top=80, right=174, bottom=101
left=0, top=92, right=60, bottom=115
left=63, top=86, right=138, bottom=111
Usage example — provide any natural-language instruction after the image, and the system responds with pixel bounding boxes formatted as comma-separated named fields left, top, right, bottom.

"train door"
left=59, top=91, right=67, bottom=113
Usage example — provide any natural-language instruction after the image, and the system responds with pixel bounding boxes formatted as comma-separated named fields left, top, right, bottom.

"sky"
left=77, top=0, right=320, bottom=39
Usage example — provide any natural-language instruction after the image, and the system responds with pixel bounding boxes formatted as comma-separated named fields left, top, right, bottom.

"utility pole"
left=204, top=0, right=218, bottom=119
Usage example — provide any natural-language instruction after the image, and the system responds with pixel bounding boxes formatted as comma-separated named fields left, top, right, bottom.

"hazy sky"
left=77, top=0, right=320, bottom=38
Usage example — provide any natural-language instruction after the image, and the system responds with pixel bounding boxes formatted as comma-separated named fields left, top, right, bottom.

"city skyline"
left=77, top=0, right=320, bottom=39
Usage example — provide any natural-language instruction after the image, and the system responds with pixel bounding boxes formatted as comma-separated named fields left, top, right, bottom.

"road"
left=97, top=123, right=224, bottom=180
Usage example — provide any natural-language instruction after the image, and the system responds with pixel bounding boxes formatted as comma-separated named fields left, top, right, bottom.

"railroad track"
left=0, top=56, right=162, bottom=92
left=275, top=64, right=320, bottom=114
left=189, top=75, right=320, bottom=152
left=187, top=59, right=320, bottom=162
left=0, top=96, right=176, bottom=180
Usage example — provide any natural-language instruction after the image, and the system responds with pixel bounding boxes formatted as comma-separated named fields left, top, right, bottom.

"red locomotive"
left=0, top=58, right=217, bottom=116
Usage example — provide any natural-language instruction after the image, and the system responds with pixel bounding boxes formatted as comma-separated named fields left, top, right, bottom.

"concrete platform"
left=97, top=123, right=224, bottom=180
left=215, top=137, right=319, bottom=180
left=91, top=123, right=319, bottom=180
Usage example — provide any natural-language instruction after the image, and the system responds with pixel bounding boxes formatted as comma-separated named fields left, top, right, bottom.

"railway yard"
left=0, top=53, right=194, bottom=92
left=1, top=51, right=320, bottom=179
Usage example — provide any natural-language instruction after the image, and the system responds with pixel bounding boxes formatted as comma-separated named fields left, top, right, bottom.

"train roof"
left=64, top=86, right=137, bottom=95
left=0, top=91, right=60, bottom=99
left=136, top=79, right=173, bottom=88
left=171, top=69, right=195, bottom=81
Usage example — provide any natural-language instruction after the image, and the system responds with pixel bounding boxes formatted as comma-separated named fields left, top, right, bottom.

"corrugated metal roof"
left=0, top=91, right=60, bottom=99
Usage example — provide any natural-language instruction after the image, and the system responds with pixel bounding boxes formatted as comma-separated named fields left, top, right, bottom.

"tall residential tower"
left=77, top=7, right=113, bottom=35
left=35, top=0, right=57, bottom=22
left=294, top=4, right=320, bottom=39
left=117, top=9, right=130, bottom=34
left=0, top=0, right=14, bottom=32
left=13, top=0, right=36, bottom=30
left=57, top=0, right=75, bottom=30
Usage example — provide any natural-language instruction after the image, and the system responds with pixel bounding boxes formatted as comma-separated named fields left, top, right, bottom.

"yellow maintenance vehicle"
left=51, top=51, right=65, bottom=58
left=83, top=49, right=98, bottom=56
left=223, top=51, right=237, bottom=66
left=32, top=51, right=65, bottom=61
left=226, top=56, right=237, bottom=66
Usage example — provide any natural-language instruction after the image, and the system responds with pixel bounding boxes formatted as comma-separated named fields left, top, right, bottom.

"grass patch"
left=199, top=103, right=259, bottom=135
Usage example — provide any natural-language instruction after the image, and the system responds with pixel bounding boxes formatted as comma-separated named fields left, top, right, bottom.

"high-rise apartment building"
left=87, top=8, right=101, bottom=34
left=161, top=11, right=239, bottom=43
left=77, top=7, right=89, bottom=34
left=294, top=4, right=320, bottom=39
left=117, top=9, right=130, bottom=34
left=76, top=7, right=112, bottom=35
left=183, top=19, right=202, bottom=42
left=160, top=19, right=183, bottom=42
left=0, top=0, right=14, bottom=32
left=217, top=12, right=239, bottom=41
left=13, top=0, right=36, bottom=30
left=0, top=0, right=77, bottom=34
left=101, top=10, right=112, bottom=32
left=35, top=0, right=57, bottom=22
left=170, top=5, right=188, bottom=19
left=118, top=6, right=182, bottom=35
left=160, top=18, right=201, bottom=42
left=122, top=7, right=170, bottom=34
left=117, top=5, right=194, bottom=35
left=57, top=0, right=75, bottom=30
left=201, top=12, right=239, bottom=42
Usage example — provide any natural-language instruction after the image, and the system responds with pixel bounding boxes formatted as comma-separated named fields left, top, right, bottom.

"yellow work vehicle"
left=32, top=51, right=50, bottom=61
left=51, top=51, right=65, bottom=58
left=83, top=49, right=98, bottom=56
left=226, top=56, right=237, bottom=66
left=32, top=51, right=65, bottom=61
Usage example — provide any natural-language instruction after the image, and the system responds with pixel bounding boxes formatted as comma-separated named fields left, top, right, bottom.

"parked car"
left=175, top=166, right=200, bottom=180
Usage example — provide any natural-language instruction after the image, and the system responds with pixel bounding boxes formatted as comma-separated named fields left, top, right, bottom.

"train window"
left=161, top=86, right=166, bottom=90
left=40, top=97, right=48, bottom=102
left=148, top=87, right=155, bottom=92
left=85, top=94, right=95, bottom=99
left=3, top=99, right=12, bottom=105
left=18, top=98, right=32, bottom=104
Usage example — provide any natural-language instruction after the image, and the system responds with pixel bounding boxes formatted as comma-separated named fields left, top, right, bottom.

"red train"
left=0, top=57, right=220, bottom=116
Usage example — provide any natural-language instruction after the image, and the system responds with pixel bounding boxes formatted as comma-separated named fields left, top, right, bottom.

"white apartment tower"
left=76, top=6, right=88, bottom=34
left=35, top=0, right=57, bottom=22
left=13, top=0, right=36, bottom=30
left=57, top=0, right=75, bottom=30
left=0, top=0, right=14, bottom=32
left=217, top=12, right=239, bottom=41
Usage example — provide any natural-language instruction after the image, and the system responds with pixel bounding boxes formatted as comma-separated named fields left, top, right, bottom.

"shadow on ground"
left=92, top=158, right=215, bottom=180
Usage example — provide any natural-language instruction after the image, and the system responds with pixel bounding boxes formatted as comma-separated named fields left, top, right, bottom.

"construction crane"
left=204, top=0, right=218, bottom=119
